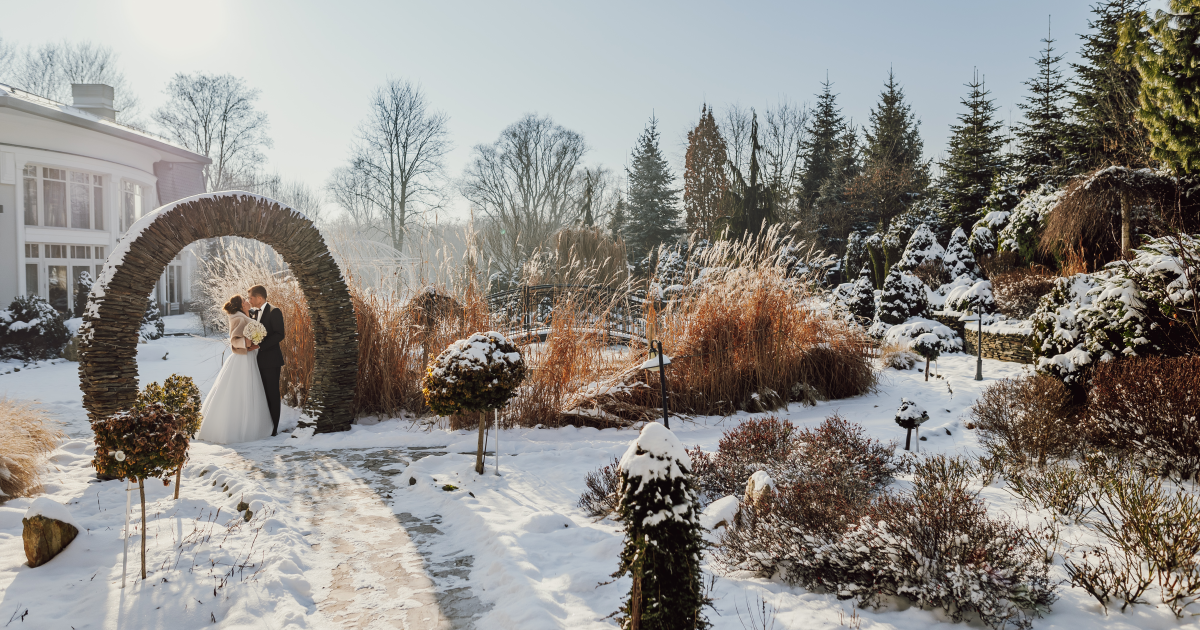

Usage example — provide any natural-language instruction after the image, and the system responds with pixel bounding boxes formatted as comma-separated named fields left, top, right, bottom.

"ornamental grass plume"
left=92, top=404, right=188, bottom=579
left=0, top=397, right=63, bottom=500
left=611, top=422, right=709, bottom=630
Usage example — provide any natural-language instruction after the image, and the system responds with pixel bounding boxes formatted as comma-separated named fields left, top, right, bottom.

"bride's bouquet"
left=244, top=320, right=267, bottom=345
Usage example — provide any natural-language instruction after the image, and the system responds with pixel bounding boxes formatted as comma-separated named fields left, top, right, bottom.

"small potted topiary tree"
left=92, top=404, right=188, bottom=580
left=136, top=375, right=203, bottom=499
left=423, top=332, right=526, bottom=474
left=895, top=398, right=928, bottom=451
left=911, top=333, right=942, bottom=382
left=611, top=422, right=709, bottom=629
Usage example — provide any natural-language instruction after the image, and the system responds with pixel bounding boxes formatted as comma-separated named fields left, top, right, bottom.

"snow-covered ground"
left=0, top=314, right=1187, bottom=628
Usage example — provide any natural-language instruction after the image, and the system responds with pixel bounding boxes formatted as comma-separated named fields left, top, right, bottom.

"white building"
left=0, top=83, right=210, bottom=317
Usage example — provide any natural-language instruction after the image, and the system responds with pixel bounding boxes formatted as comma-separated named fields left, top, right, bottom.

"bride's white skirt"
left=198, top=349, right=274, bottom=444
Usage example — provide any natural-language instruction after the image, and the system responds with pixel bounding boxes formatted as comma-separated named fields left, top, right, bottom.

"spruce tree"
left=140, top=297, right=164, bottom=341
left=684, top=105, right=729, bottom=237
left=609, top=196, right=629, bottom=240
left=852, top=70, right=930, bottom=227
left=845, top=265, right=877, bottom=323
left=876, top=266, right=930, bottom=326
left=942, top=227, right=982, bottom=280
left=1120, top=1, right=1200, bottom=173
left=612, top=422, right=709, bottom=630
left=843, top=232, right=870, bottom=285
left=894, top=223, right=945, bottom=272
left=798, top=78, right=847, bottom=209
left=1016, top=26, right=1072, bottom=188
left=813, top=123, right=861, bottom=246
left=1069, top=0, right=1151, bottom=170
left=625, top=116, right=682, bottom=264
left=938, top=71, right=1010, bottom=233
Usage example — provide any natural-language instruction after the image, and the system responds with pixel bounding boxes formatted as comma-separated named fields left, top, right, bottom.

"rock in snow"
left=23, top=499, right=78, bottom=568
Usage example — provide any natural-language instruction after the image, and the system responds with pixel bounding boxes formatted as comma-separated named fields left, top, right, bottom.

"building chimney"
left=71, top=84, right=118, bottom=121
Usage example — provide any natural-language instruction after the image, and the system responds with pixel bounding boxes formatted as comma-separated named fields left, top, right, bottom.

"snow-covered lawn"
left=0, top=315, right=1187, bottom=628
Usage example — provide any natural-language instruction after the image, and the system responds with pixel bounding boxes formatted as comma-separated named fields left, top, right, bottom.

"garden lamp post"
left=959, top=309, right=983, bottom=381
left=641, top=340, right=671, bottom=429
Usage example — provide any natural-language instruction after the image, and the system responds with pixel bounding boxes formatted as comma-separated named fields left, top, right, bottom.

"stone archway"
left=79, top=191, right=358, bottom=433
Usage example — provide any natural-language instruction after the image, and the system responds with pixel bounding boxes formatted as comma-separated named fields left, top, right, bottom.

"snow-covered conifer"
left=843, top=232, right=870, bottom=284
left=73, top=271, right=93, bottom=319
left=844, top=266, right=876, bottom=323
left=942, top=227, right=981, bottom=280
left=612, top=422, right=709, bottom=630
left=876, top=267, right=930, bottom=326
left=894, top=224, right=945, bottom=272
left=140, top=298, right=164, bottom=341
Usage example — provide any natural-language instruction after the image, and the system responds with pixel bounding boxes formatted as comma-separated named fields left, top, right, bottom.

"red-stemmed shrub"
left=992, top=269, right=1056, bottom=319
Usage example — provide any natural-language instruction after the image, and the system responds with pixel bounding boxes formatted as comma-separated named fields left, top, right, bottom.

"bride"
left=197, top=294, right=274, bottom=444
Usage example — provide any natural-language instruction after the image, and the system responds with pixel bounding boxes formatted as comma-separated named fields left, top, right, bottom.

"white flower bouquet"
left=244, top=320, right=267, bottom=345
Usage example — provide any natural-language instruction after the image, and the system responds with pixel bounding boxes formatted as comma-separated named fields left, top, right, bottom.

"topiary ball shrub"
left=0, top=295, right=70, bottom=361
left=423, top=331, right=527, bottom=415
left=912, top=333, right=941, bottom=381
left=895, top=398, right=928, bottom=450
left=137, top=374, right=203, bottom=437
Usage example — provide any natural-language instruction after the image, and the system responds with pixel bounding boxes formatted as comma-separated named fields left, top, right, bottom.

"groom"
left=246, top=285, right=286, bottom=436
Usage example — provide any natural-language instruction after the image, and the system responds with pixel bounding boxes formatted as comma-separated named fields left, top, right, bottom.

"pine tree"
left=684, top=105, right=729, bottom=237
left=845, top=265, right=877, bottom=323
left=612, top=423, right=709, bottom=630
left=798, top=78, right=847, bottom=209
left=1120, top=1, right=1200, bottom=173
left=938, top=70, right=1010, bottom=233
left=813, top=123, right=861, bottom=246
left=1016, top=26, right=1072, bottom=188
left=1069, top=0, right=1152, bottom=170
left=850, top=70, right=930, bottom=228
left=625, top=116, right=682, bottom=264
left=942, top=227, right=982, bottom=280
left=876, top=266, right=930, bottom=325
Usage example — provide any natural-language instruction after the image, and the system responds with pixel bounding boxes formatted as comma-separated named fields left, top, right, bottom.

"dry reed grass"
left=0, top=397, right=63, bottom=500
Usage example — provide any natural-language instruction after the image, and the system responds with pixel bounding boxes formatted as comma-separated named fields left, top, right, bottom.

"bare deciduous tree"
left=720, top=104, right=753, bottom=175
left=762, top=99, right=809, bottom=219
left=330, top=80, right=450, bottom=254
left=460, top=114, right=589, bottom=275
left=326, top=165, right=383, bottom=235
left=152, top=73, right=272, bottom=192
left=1, top=41, right=141, bottom=123
left=254, top=173, right=326, bottom=222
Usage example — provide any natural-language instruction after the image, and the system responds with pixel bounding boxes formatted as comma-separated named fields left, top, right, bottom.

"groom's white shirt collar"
left=254, top=303, right=271, bottom=321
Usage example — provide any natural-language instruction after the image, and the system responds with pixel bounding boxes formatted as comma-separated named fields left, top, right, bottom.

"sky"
left=0, top=0, right=1141, bottom=221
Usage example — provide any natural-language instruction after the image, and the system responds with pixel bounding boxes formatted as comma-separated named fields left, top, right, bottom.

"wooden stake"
left=139, top=478, right=147, bottom=580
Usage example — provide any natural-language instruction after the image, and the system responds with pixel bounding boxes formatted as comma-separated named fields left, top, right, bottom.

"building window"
left=25, top=264, right=38, bottom=297
left=24, top=243, right=39, bottom=258
left=22, top=165, right=105, bottom=230
left=46, top=244, right=66, bottom=259
left=94, top=246, right=105, bottom=260
left=70, top=245, right=91, bottom=259
left=122, top=181, right=144, bottom=232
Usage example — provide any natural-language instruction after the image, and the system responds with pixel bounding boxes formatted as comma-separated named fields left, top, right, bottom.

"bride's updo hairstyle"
left=223, top=294, right=244, bottom=315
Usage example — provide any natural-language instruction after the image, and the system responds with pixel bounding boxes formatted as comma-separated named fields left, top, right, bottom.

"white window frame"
left=23, top=164, right=106, bottom=230
left=120, top=179, right=149, bottom=233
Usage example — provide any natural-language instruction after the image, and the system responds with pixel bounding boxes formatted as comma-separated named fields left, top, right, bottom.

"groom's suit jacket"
left=254, top=303, right=286, bottom=369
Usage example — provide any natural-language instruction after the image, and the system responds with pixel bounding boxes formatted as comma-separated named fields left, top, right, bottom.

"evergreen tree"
left=942, top=227, right=982, bottom=280
left=849, top=70, right=930, bottom=228
left=1016, top=26, right=1072, bottom=187
left=813, top=123, right=861, bottom=246
left=1120, top=1, right=1200, bottom=173
left=938, top=71, right=1010, bottom=233
left=845, top=265, right=877, bottom=323
left=612, top=423, right=709, bottom=630
left=894, top=223, right=946, bottom=272
left=73, top=270, right=93, bottom=319
left=797, top=78, right=846, bottom=209
left=876, top=266, right=930, bottom=325
left=843, top=232, right=871, bottom=285
left=1069, top=0, right=1151, bottom=169
left=140, top=297, right=164, bottom=341
left=625, top=116, right=682, bottom=264
left=609, top=196, right=629, bottom=240
left=581, top=169, right=596, bottom=227
left=684, top=105, right=729, bottom=237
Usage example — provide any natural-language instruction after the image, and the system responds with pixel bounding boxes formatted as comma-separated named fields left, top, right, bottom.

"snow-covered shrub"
left=612, top=423, right=709, bottom=629
left=718, top=449, right=1055, bottom=630
left=992, top=269, right=1055, bottom=319
left=912, top=333, right=941, bottom=378
left=0, top=295, right=70, bottom=361
left=653, top=247, right=693, bottom=300
left=998, top=185, right=1062, bottom=263
left=135, top=374, right=202, bottom=498
left=944, top=279, right=996, bottom=314
left=0, top=397, right=64, bottom=500
left=843, top=232, right=870, bottom=285
left=894, top=224, right=945, bottom=272
left=578, top=456, right=622, bottom=519
left=943, top=226, right=982, bottom=280
left=882, top=317, right=961, bottom=353
left=895, top=397, right=928, bottom=449
left=140, top=297, right=164, bottom=341
left=879, top=342, right=920, bottom=370
left=969, top=210, right=1012, bottom=258
left=73, top=270, right=92, bottom=319
left=874, top=267, right=929, bottom=327
left=969, top=375, right=1080, bottom=467
left=909, top=260, right=950, bottom=290
left=423, top=332, right=527, bottom=415
left=1029, top=274, right=1104, bottom=386
left=688, top=415, right=900, bottom=508
left=1087, top=357, right=1200, bottom=481
left=842, top=266, right=876, bottom=323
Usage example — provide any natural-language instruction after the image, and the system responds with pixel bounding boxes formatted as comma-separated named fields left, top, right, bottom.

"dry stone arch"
left=79, top=191, right=358, bottom=433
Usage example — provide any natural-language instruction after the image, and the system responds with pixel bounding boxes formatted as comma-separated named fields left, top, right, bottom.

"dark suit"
left=253, top=303, right=286, bottom=434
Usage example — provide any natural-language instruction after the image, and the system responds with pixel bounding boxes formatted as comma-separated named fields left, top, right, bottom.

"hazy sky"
left=2, top=0, right=1137, bottom=220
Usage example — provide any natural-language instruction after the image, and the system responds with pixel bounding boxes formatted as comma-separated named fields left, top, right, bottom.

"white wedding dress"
left=198, top=313, right=274, bottom=444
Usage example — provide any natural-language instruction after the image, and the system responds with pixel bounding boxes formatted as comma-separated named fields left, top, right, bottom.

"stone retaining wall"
left=933, top=313, right=1035, bottom=365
